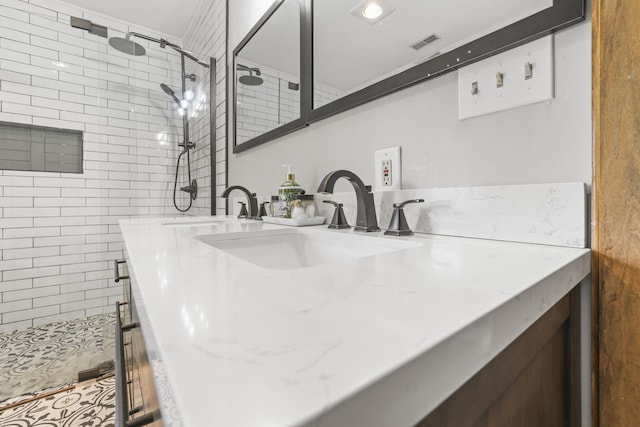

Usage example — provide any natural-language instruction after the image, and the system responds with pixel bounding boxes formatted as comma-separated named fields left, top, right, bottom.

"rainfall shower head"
left=237, top=64, right=263, bottom=86
left=108, top=32, right=209, bottom=68
left=160, top=83, right=181, bottom=106
left=108, top=36, right=146, bottom=56
left=239, top=73, right=264, bottom=86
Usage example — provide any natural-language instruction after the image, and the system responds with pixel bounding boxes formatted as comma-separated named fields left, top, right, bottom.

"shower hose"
left=173, top=147, right=193, bottom=212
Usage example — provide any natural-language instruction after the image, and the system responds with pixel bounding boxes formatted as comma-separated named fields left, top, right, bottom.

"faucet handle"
left=237, top=202, right=249, bottom=218
left=393, top=199, right=424, bottom=209
left=323, top=200, right=350, bottom=230
left=385, top=199, right=424, bottom=236
left=257, top=202, right=268, bottom=219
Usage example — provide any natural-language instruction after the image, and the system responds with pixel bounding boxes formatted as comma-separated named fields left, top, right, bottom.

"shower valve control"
left=179, top=141, right=195, bottom=149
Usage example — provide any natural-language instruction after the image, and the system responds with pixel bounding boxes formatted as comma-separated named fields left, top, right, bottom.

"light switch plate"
left=458, top=35, right=554, bottom=119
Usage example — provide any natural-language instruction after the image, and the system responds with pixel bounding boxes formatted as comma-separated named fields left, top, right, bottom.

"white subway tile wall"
left=0, top=0, right=226, bottom=332
left=182, top=0, right=226, bottom=217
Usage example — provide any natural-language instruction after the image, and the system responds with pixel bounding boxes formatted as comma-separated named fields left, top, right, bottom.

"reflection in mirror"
left=313, top=0, right=552, bottom=109
left=235, top=0, right=301, bottom=145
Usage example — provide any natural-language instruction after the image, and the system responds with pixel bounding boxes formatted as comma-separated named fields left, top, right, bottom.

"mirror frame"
left=232, top=0, right=312, bottom=154
left=232, top=0, right=585, bottom=152
left=309, top=0, right=586, bottom=123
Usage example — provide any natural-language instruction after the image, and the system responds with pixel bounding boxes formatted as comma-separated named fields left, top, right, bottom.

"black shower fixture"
left=160, top=84, right=181, bottom=107
left=70, top=16, right=108, bottom=38
left=236, top=64, right=264, bottom=86
left=108, top=30, right=208, bottom=213
left=107, top=31, right=210, bottom=68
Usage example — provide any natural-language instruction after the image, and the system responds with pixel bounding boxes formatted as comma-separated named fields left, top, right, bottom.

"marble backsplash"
left=229, top=183, right=587, bottom=248
left=313, top=183, right=588, bottom=249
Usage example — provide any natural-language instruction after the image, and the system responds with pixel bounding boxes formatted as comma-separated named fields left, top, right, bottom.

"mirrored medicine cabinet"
left=232, top=0, right=585, bottom=153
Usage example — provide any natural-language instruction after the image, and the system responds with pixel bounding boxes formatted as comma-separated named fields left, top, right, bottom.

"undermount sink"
left=161, top=218, right=229, bottom=227
left=195, top=228, right=422, bottom=269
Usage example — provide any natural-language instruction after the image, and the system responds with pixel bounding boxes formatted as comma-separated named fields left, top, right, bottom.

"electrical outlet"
left=375, top=146, right=401, bottom=191
left=382, top=159, right=392, bottom=186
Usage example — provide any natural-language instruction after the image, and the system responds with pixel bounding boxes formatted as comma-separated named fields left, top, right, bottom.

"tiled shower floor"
left=0, top=375, right=116, bottom=426
left=0, top=312, right=116, bottom=405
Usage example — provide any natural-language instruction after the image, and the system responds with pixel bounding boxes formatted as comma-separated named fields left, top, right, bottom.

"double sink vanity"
left=211, top=0, right=591, bottom=421
left=115, top=182, right=591, bottom=427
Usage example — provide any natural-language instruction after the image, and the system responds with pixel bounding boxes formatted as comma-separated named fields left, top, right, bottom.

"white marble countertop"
left=119, top=215, right=590, bottom=427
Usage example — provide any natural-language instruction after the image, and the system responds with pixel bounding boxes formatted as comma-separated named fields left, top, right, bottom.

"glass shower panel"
left=0, top=3, right=213, bottom=407
left=95, top=22, right=214, bottom=369
left=124, top=37, right=182, bottom=217
left=73, top=17, right=123, bottom=386
left=94, top=25, right=181, bottom=385
left=0, top=7, right=116, bottom=403
left=182, top=52, right=212, bottom=216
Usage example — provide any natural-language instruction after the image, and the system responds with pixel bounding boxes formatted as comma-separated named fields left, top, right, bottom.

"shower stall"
left=0, top=2, right=218, bottom=405
left=109, top=32, right=215, bottom=212
left=108, top=31, right=213, bottom=212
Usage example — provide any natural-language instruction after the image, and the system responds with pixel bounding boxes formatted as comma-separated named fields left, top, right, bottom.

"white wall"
left=228, top=0, right=274, bottom=52
left=227, top=1, right=592, bottom=198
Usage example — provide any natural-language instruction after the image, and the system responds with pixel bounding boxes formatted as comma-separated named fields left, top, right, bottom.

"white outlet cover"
left=374, top=146, right=401, bottom=191
left=458, top=35, right=554, bottom=120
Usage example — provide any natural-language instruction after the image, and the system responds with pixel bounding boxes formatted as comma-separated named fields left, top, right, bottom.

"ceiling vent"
left=411, top=34, right=440, bottom=50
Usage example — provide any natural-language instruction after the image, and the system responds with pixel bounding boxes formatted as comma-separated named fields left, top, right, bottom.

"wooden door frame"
left=592, top=0, right=640, bottom=425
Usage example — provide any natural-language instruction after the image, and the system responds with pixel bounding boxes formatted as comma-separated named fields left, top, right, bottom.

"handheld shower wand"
left=160, top=83, right=181, bottom=106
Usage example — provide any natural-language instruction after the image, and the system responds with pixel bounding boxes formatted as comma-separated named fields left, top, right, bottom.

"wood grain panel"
left=416, top=290, right=579, bottom=427
left=593, top=0, right=640, bottom=425
left=478, top=326, right=567, bottom=427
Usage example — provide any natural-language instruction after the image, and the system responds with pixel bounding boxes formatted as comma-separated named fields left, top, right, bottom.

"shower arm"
left=125, top=32, right=210, bottom=68
left=236, top=63, right=261, bottom=75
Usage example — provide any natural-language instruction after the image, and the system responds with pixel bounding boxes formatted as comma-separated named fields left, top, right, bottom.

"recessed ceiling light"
left=362, top=2, right=383, bottom=19
left=350, top=0, right=395, bottom=25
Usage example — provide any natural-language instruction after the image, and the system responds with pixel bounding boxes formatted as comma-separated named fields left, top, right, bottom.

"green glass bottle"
left=278, top=164, right=304, bottom=218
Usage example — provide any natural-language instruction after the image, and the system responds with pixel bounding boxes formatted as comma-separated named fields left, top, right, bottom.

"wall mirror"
left=313, top=0, right=553, bottom=109
left=310, top=0, right=584, bottom=121
left=232, top=0, right=584, bottom=151
left=233, top=0, right=311, bottom=153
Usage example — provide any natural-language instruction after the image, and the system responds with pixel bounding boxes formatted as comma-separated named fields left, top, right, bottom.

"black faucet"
left=221, top=186, right=259, bottom=219
left=317, top=170, right=380, bottom=232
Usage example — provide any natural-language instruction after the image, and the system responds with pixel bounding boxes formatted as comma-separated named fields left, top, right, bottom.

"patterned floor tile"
left=0, top=376, right=116, bottom=427
left=0, top=313, right=116, bottom=404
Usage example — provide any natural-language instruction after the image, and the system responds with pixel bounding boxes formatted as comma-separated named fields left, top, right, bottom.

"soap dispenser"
left=278, top=164, right=304, bottom=218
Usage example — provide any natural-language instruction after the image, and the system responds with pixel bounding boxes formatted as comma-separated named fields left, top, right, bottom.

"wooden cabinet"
left=416, top=287, right=581, bottom=427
